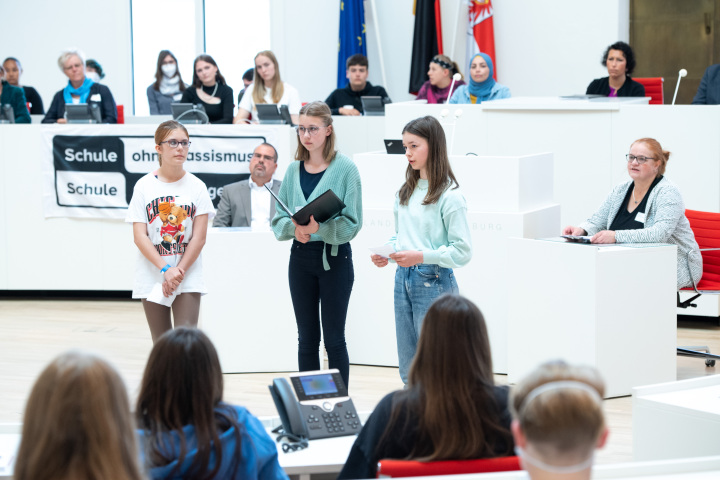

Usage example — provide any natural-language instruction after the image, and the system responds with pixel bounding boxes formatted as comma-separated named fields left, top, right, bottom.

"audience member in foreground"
left=148, top=50, right=187, bottom=115
left=338, top=294, right=513, bottom=479
left=510, top=361, right=608, bottom=480
left=416, top=54, right=465, bottom=104
left=14, top=351, right=145, bottom=480
left=43, top=48, right=117, bottom=123
left=562, top=137, right=701, bottom=288
left=325, top=54, right=390, bottom=115
left=271, top=101, right=362, bottom=388
left=0, top=63, right=30, bottom=123
left=2, top=56, right=44, bottom=114
left=449, top=53, right=510, bottom=104
left=180, top=54, right=234, bottom=124
left=235, top=50, right=301, bottom=124
left=586, top=41, right=645, bottom=97
left=136, top=328, right=288, bottom=480
left=126, top=120, right=215, bottom=342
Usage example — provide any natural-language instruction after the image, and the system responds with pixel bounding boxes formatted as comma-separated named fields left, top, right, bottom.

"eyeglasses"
left=160, top=140, right=191, bottom=148
left=626, top=154, right=654, bottom=164
left=295, top=126, right=322, bottom=136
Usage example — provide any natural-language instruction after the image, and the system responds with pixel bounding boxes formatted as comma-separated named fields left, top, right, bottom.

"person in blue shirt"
left=449, top=53, right=510, bottom=104
left=136, top=328, right=288, bottom=480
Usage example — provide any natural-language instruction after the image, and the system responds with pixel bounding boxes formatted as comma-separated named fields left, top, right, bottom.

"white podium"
left=507, top=238, right=677, bottom=397
left=633, top=376, right=720, bottom=462
left=347, top=153, right=560, bottom=373
left=200, top=228, right=297, bottom=373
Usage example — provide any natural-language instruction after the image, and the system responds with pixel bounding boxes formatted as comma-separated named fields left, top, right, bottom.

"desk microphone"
left=446, top=73, right=462, bottom=103
left=672, top=69, right=687, bottom=105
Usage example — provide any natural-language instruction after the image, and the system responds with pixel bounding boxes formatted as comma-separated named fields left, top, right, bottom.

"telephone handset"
left=268, top=369, right=361, bottom=440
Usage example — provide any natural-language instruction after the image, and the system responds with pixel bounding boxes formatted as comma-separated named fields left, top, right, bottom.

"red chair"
left=677, top=209, right=720, bottom=366
left=116, top=104, right=124, bottom=124
left=376, top=456, right=521, bottom=478
left=633, top=77, right=664, bottom=104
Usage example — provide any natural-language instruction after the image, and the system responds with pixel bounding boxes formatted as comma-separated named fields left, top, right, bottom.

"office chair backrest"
left=685, top=209, right=720, bottom=290
left=376, top=456, right=521, bottom=478
left=634, top=77, right=664, bottom=104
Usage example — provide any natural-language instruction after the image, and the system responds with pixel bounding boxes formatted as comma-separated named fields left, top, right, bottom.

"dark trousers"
left=288, top=240, right=354, bottom=387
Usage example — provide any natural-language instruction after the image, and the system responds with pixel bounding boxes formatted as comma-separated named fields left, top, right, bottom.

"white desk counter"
left=633, top=375, right=720, bottom=462
left=507, top=238, right=677, bottom=397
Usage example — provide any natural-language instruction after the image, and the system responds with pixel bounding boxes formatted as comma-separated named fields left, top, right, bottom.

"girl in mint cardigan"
left=271, top=101, right=362, bottom=387
left=371, top=115, right=472, bottom=384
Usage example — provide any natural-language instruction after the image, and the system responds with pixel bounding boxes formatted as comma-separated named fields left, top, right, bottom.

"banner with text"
left=41, top=124, right=291, bottom=219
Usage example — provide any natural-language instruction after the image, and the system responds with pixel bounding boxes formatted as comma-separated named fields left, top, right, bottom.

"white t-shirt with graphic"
left=239, top=82, right=301, bottom=116
left=125, top=172, right=216, bottom=298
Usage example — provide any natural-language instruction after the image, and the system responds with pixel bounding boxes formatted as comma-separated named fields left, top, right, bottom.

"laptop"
left=171, top=103, right=209, bottom=124
left=66, top=103, right=102, bottom=124
left=384, top=139, right=405, bottom=154
left=256, top=104, right=285, bottom=124
left=361, top=96, right=385, bottom=116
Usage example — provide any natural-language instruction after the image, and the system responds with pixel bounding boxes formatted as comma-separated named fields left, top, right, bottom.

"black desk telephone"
left=268, top=369, right=361, bottom=440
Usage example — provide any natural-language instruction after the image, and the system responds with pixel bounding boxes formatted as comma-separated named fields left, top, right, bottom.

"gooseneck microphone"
left=672, top=69, right=687, bottom=105
left=446, top=73, right=462, bottom=104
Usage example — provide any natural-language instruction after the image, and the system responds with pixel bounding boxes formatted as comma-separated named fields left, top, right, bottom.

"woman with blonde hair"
left=234, top=50, right=301, bottom=124
left=510, top=360, right=608, bottom=480
left=14, top=351, right=144, bottom=480
left=339, top=294, right=513, bottom=479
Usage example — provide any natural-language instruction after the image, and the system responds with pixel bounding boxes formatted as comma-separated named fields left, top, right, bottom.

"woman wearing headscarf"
left=449, top=53, right=510, bottom=104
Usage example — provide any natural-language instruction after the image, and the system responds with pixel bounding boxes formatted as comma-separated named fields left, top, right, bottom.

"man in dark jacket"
left=325, top=54, right=390, bottom=115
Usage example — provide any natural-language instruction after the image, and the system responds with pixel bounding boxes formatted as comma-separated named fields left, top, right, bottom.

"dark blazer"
left=213, top=179, right=282, bottom=227
left=692, top=64, right=720, bottom=104
left=0, top=80, right=30, bottom=123
left=42, top=83, right=117, bottom=123
left=586, top=76, right=646, bottom=97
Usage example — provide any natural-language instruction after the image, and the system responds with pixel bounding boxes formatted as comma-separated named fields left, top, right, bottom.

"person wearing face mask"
left=2, top=57, right=44, bottom=115
left=85, top=59, right=105, bottom=83
left=180, top=54, right=234, bottom=124
left=0, top=63, right=31, bottom=123
left=147, top=50, right=188, bottom=115
left=449, top=53, right=510, bottom=104
left=510, top=361, right=608, bottom=480
left=42, top=48, right=117, bottom=124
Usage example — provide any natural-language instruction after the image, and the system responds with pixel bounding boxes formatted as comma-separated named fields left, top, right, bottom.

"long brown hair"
left=154, top=120, right=188, bottom=166
left=510, top=360, right=606, bottom=463
left=399, top=116, right=459, bottom=205
left=252, top=50, right=284, bottom=104
left=295, top=101, right=337, bottom=163
left=376, top=295, right=513, bottom=461
left=191, top=54, right=227, bottom=88
left=14, top=351, right=144, bottom=480
left=153, top=50, right=187, bottom=92
left=136, top=328, right=242, bottom=480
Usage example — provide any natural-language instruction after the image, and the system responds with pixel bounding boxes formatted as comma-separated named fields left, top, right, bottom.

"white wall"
left=0, top=0, right=630, bottom=116
left=0, top=0, right=133, bottom=112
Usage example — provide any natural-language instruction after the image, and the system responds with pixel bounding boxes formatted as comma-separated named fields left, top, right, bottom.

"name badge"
left=90, top=94, right=102, bottom=102
left=635, top=211, right=646, bottom=224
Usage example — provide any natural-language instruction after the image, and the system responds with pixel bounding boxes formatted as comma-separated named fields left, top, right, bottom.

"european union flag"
left=337, top=0, right=367, bottom=88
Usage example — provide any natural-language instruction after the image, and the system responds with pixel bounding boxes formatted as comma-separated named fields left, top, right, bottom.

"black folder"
left=265, top=185, right=346, bottom=226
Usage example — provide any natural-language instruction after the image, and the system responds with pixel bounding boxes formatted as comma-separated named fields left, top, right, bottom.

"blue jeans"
left=288, top=240, right=354, bottom=387
left=394, top=264, right=458, bottom=384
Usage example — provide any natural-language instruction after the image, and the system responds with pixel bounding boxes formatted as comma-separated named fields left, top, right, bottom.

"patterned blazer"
left=579, top=177, right=702, bottom=288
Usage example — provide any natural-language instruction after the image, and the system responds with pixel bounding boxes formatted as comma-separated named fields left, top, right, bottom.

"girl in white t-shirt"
left=126, top=120, right=215, bottom=342
left=233, top=50, right=301, bottom=125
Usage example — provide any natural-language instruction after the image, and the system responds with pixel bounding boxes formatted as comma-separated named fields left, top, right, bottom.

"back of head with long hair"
left=295, top=101, right=336, bottom=163
left=136, top=327, right=241, bottom=480
left=14, top=351, right=144, bottom=480
left=377, top=294, right=513, bottom=462
left=510, top=360, right=606, bottom=465
left=191, top=54, right=226, bottom=88
left=399, top=115, right=459, bottom=206
left=252, top=50, right=284, bottom=104
left=154, top=50, right=186, bottom=92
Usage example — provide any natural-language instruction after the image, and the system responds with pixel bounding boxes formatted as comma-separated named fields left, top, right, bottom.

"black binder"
left=265, top=185, right=346, bottom=226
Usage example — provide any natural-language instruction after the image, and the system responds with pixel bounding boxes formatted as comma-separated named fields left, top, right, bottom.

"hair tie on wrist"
left=160, top=264, right=171, bottom=273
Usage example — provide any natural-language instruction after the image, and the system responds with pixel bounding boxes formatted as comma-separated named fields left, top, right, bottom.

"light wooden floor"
left=1, top=298, right=719, bottom=466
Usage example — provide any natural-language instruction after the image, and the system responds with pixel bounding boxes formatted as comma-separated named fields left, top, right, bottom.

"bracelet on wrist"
left=160, top=264, right=171, bottom=274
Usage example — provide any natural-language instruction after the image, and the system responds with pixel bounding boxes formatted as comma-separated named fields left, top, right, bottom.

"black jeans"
left=288, top=240, right=354, bottom=387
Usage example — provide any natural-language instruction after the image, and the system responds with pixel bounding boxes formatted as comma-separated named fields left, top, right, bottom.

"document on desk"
left=147, top=282, right=178, bottom=306
left=369, top=245, right=396, bottom=258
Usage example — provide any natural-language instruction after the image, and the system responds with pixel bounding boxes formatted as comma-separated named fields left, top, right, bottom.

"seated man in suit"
left=213, top=143, right=281, bottom=228
left=693, top=63, right=720, bottom=104
left=325, top=54, right=390, bottom=116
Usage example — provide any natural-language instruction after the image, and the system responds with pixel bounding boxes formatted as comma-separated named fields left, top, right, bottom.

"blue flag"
left=337, top=0, right=367, bottom=88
